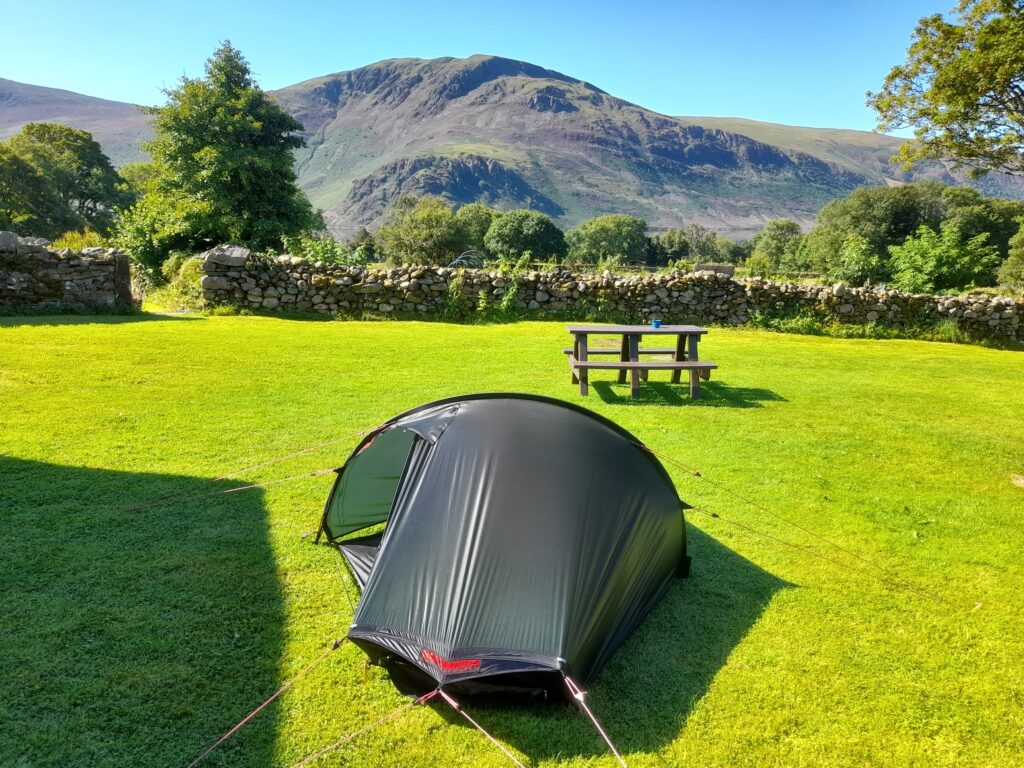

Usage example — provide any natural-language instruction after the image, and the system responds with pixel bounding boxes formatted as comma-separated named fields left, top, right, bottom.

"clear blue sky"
left=1, top=0, right=946, bottom=131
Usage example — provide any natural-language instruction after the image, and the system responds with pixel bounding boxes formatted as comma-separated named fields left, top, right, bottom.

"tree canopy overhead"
left=116, top=42, right=319, bottom=264
left=869, top=0, right=1024, bottom=176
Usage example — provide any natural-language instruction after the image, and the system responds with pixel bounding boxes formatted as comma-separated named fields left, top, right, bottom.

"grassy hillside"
left=677, top=117, right=906, bottom=177
left=2, top=315, right=1022, bottom=767
left=0, top=78, right=151, bottom=165
left=677, top=116, right=1024, bottom=200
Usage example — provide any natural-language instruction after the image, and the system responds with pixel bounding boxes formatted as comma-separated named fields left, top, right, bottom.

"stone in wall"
left=197, top=248, right=1022, bottom=345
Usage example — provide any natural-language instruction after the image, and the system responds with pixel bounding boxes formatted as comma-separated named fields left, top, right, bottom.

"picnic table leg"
left=671, top=333, right=686, bottom=384
left=629, top=334, right=640, bottom=398
left=689, top=334, right=711, bottom=381
left=617, top=335, right=628, bottom=384
left=689, top=368, right=701, bottom=399
left=571, top=335, right=579, bottom=384
left=638, top=332, right=649, bottom=381
left=579, top=334, right=589, bottom=396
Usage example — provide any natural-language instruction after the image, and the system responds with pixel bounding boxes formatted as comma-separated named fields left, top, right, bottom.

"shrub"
left=377, top=196, right=466, bottom=265
left=888, top=222, right=1000, bottom=292
left=827, top=234, right=883, bottom=286
left=52, top=228, right=106, bottom=250
left=159, top=250, right=195, bottom=282
left=743, top=251, right=778, bottom=278
left=145, top=256, right=205, bottom=311
left=997, top=252, right=1024, bottom=292
left=280, top=234, right=371, bottom=266
left=998, top=222, right=1024, bottom=292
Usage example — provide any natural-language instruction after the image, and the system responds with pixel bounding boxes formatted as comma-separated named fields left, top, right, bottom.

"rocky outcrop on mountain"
left=274, top=55, right=877, bottom=234
left=342, top=154, right=564, bottom=221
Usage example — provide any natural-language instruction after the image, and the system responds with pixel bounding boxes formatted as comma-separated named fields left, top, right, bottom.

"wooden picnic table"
left=565, top=324, right=716, bottom=399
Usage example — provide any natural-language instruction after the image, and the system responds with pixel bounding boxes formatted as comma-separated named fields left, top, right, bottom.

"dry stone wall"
left=0, top=232, right=133, bottom=311
left=200, top=246, right=1021, bottom=344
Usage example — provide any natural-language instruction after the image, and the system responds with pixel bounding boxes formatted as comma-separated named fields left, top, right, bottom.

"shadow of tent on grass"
left=593, top=379, right=787, bottom=408
left=0, top=456, right=283, bottom=768
left=431, top=524, right=792, bottom=762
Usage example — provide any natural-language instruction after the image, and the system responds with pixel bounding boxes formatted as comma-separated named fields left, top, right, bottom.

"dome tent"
left=317, top=393, right=690, bottom=701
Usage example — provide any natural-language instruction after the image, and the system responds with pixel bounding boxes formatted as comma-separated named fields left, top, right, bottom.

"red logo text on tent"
left=421, top=649, right=481, bottom=673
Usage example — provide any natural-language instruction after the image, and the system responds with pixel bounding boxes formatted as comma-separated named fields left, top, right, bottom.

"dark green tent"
left=318, top=394, right=689, bottom=700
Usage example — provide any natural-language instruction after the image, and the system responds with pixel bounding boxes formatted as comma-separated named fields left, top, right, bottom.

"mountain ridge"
left=3, top=55, right=1022, bottom=238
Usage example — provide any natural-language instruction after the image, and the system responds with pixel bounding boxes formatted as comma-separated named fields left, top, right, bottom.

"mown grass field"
left=1, top=315, right=1022, bottom=768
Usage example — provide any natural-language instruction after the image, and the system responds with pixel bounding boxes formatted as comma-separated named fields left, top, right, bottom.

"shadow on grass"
left=0, top=456, right=282, bottom=767
left=431, top=524, right=791, bottom=761
left=0, top=311, right=201, bottom=328
left=592, top=379, right=787, bottom=408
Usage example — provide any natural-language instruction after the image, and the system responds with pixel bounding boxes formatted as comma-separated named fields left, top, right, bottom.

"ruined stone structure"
left=0, top=232, right=133, bottom=311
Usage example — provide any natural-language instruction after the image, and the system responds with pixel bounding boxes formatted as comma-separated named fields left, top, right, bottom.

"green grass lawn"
left=1, top=315, right=1022, bottom=767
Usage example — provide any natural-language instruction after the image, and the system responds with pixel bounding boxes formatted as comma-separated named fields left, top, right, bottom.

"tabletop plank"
left=566, top=324, right=708, bottom=335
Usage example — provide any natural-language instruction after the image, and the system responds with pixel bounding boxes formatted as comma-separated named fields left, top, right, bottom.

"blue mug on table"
left=651, top=319, right=662, bottom=328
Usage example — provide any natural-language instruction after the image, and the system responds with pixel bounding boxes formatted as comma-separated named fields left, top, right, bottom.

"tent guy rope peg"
left=563, top=675, right=628, bottom=768
left=438, top=689, right=529, bottom=768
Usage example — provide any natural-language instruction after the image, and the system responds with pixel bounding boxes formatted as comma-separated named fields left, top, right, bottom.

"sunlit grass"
left=1, top=315, right=1022, bottom=767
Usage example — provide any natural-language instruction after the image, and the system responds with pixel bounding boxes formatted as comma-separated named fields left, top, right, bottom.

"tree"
left=566, top=214, right=647, bottom=265
left=119, top=162, right=160, bottom=197
left=888, top=221, right=1001, bottom=292
left=455, top=203, right=502, bottom=254
left=377, top=196, right=467, bottom=265
left=748, top=220, right=804, bottom=273
left=652, top=228, right=690, bottom=260
left=800, top=182, right=949, bottom=279
left=799, top=181, right=1024, bottom=283
left=5, top=123, right=132, bottom=234
left=483, top=209, right=566, bottom=262
left=713, top=235, right=747, bottom=264
left=0, top=144, right=78, bottom=238
left=869, top=0, right=1024, bottom=176
left=997, top=219, right=1024, bottom=289
left=115, top=42, right=319, bottom=263
left=828, top=234, right=885, bottom=285
left=679, top=223, right=721, bottom=261
left=938, top=185, right=1024, bottom=258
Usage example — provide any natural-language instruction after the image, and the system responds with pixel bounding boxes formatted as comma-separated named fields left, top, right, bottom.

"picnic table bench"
left=565, top=324, right=717, bottom=399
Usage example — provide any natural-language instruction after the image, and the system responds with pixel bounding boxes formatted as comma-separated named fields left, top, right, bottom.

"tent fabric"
left=320, top=394, right=687, bottom=697
left=322, top=427, right=418, bottom=539
left=337, top=532, right=384, bottom=589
